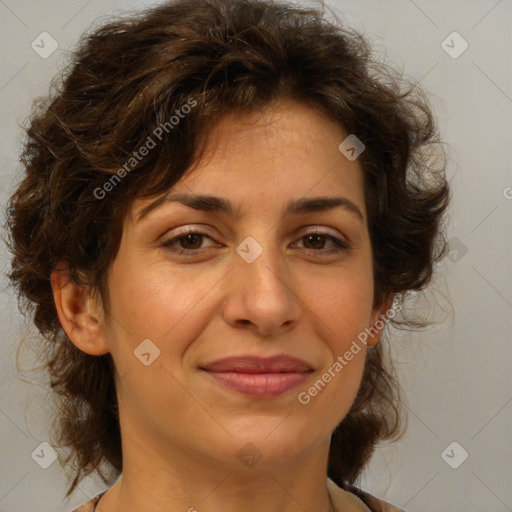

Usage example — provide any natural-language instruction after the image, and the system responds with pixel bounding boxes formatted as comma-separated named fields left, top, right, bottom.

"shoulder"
left=360, top=492, right=405, bottom=512
left=347, top=485, right=406, bottom=512
left=328, top=478, right=405, bottom=512
left=71, top=491, right=106, bottom=512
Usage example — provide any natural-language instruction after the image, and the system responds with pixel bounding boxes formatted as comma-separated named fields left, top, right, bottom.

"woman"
left=6, top=0, right=449, bottom=510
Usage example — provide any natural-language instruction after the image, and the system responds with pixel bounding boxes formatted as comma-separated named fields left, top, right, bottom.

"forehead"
left=132, top=100, right=367, bottom=222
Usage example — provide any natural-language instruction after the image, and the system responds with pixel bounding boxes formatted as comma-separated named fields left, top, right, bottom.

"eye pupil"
left=305, top=234, right=325, bottom=249
left=180, top=234, right=203, bottom=249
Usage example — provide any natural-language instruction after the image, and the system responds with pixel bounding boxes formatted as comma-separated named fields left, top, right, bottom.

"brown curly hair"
left=5, top=0, right=450, bottom=499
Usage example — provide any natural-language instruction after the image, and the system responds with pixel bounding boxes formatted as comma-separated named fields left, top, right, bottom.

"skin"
left=52, top=100, right=392, bottom=512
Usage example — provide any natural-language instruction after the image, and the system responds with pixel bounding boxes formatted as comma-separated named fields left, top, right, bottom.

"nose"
left=222, top=238, right=303, bottom=337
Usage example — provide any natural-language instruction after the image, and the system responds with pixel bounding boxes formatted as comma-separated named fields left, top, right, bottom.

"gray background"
left=0, top=0, right=511, bottom=511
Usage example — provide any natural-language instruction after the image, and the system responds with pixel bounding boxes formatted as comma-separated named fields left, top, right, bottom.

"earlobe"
left=50, top=266, right=110, bottom=356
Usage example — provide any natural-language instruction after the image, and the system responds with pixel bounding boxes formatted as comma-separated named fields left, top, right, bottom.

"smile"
left=200, top=355, right=314, bottom=398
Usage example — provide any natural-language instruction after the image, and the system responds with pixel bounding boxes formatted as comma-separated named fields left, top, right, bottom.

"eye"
left=293, top=230, right=350, bottom=256
left=161, top=229, right=217, bottom=255
left=161, top=227, right=350, bottom=257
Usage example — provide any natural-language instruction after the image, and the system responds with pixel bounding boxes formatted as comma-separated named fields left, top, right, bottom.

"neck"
left=98, top=437, right=336, bottom=512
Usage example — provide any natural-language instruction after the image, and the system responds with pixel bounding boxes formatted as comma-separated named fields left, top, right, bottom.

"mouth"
left=199, top=355, right=314, bottom=398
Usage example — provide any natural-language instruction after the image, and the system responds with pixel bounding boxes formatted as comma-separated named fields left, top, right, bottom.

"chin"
left=225, top=423, right=322, bottom=462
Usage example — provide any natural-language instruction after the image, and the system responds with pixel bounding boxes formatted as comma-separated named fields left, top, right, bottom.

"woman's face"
left=99, top=100, right=388, bottom=471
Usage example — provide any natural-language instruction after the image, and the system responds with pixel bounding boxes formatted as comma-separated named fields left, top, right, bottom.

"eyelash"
left=161, top=227, right=350, bottom=257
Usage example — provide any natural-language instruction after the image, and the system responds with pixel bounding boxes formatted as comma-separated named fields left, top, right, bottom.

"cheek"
left=104, top=262, right=210, bottom=420
left=304, top=265, right=373, bottom=403
left=310, top=270, right=374, bottom=344
left=297, top=342, right=367, bottom=431
left=105, top=256, right=221, bottom=361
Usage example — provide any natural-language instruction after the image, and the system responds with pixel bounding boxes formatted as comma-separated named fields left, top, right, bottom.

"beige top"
left=73, top=478, right=404, bottom=511
left=328, top=478, right=404, bottom=511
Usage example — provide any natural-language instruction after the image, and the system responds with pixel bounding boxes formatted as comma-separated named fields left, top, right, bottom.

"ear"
left=366, top=295, right=395, bottom=348
left=50, top=264, right=110, bottom=356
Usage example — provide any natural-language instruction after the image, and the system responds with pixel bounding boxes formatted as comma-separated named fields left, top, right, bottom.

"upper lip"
left=200, top=355, right=314, bottom=373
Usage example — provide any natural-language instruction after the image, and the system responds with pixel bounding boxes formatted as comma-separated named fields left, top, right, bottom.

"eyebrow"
left=136, top=193, right=364, bottom=223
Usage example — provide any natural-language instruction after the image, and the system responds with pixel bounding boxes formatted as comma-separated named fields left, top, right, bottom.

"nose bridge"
left=224, top=229, right=302, bottom=335
left=235, top=230, right=288, bottom=296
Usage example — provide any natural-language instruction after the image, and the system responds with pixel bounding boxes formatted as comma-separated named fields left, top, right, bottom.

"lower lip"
left=202, top=371, right=311, bottom=398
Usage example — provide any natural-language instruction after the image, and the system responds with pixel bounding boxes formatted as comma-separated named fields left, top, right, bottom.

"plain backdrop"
left=0, top=1, right=511, bottom=511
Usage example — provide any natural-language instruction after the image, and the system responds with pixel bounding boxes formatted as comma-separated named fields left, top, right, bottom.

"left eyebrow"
left=136, top=193, right=364, bottom=223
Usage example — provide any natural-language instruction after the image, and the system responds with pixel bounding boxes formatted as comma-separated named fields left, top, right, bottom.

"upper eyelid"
left=162, top=224, right=345, bottom=237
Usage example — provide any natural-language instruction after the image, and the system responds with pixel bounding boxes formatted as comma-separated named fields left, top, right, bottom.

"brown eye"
left=161, top=231, right=216, bottom=255
left=295, top=231, right=350, bottom=256
left=176, top=233, right=204, bottom=250
left=302, top=234, right=327, bottom=250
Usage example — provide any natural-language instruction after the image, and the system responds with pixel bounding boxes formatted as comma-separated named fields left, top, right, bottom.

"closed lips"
left=200, top=355, right=314, bottom=373
left=199, top=356, right=314, bottom=398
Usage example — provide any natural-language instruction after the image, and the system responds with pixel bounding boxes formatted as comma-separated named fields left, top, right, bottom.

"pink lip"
left=200, top=355, right=314, bottom=398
